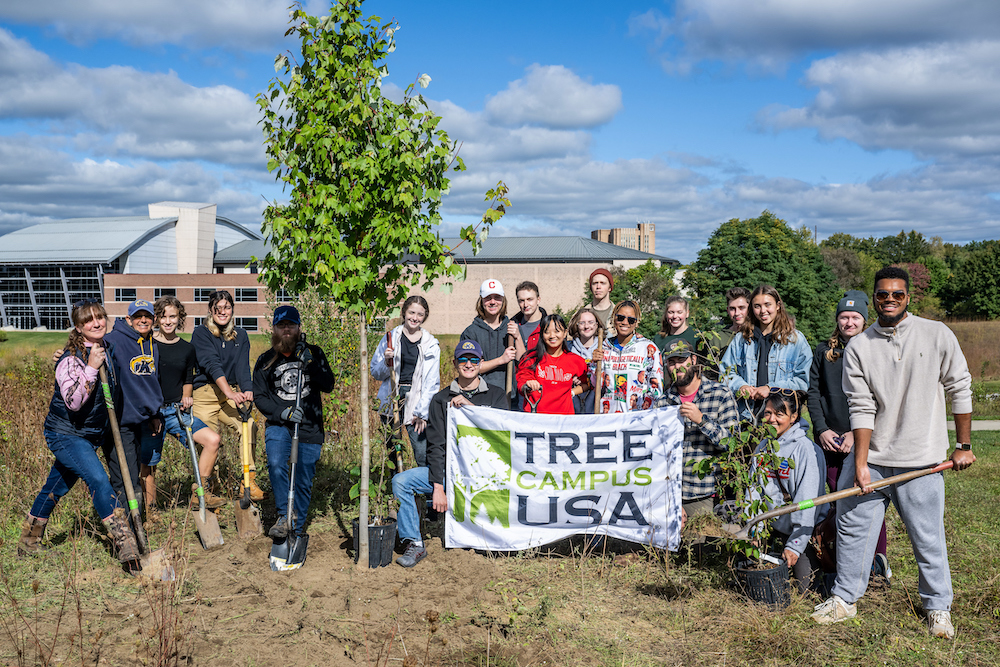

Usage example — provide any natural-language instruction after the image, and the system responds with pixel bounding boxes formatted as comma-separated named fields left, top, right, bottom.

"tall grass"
left=946, top=320, right=1000, bottom=379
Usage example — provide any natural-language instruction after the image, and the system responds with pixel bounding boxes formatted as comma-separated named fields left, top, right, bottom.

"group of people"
left=17, top=265, right=974, bottom=639
left=17, top=292, right=333, bottom=568
left=383, top=267, right=974, bottom=641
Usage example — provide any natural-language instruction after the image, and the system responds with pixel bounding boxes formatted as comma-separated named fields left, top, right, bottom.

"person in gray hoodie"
left=811, top=266, right=974, bottom=640
left=460, top=279, right=524, bottom=406
left=751, top=389, right=828, bottom=593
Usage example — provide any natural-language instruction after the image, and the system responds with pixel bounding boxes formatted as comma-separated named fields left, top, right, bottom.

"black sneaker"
left=269, top=517, right=288, bottom=540
left=396, top=541, right=427, bottom=568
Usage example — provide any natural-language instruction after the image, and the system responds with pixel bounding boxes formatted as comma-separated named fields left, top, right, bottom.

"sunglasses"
left=874, top=290, right=906, bottom=302
left=767, top=386, right=801, bottom=413
left=73, top=298, right=100, bottom=309
left=457, top=356, right=482, bottom=365
left=615, top=314, right=638, bottom=325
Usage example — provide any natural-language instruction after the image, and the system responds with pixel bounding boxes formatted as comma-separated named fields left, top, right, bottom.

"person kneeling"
left=253, top=306, right=334, bottom=540
left=391, top=340, right=507, bottom=567
left=752, top=389, right=828, bottom=593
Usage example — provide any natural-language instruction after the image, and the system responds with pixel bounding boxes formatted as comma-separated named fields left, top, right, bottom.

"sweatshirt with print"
left=516, top=350, right=588, bottom=414
left=104, top=319, right=162, bottom=425
left=598, top=334, right=663, bottom=413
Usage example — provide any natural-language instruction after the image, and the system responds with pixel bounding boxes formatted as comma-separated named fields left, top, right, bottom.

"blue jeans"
left=391, top=466, right=432, bottom=543
left=142, top=404, right=206, bottom=466
left=265, top=425, right=322, bottom=534
left=31, top=430, right=120, bottom=520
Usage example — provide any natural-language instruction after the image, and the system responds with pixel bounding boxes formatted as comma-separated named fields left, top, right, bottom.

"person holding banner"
left=568, top=308, right=604, bottom=414
left=655, top=339, right=739, bottom=521
left=391, top=340, right=507, bottom=567
left=516, top=313, right=590, bottom=415
left=598, top=301, right=662, bottom=414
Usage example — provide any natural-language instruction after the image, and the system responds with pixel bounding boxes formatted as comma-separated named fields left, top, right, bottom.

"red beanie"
left=589, top=268, right=614, bottom=289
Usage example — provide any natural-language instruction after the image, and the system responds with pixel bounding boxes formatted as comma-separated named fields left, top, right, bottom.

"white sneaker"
left=811, top=595, right=857, bottom=625
left=927, top=610, right=954, bottom=639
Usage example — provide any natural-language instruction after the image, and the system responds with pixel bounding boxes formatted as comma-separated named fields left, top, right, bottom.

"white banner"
left=445, top=406, right=684, bottom=552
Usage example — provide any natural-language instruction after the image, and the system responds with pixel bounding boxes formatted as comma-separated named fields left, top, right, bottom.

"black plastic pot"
left=352, top=518, right=397, bottom=568
left=733, top=557, right=791, bottom=609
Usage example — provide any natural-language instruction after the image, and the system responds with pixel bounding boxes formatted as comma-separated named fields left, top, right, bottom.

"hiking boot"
left=103, top=508, right=140, bottom=565
left=396, top=541, right=427, bottom=568
left=17, top=515, right=47, bottom=557
left=811, top=595, right=857, bottom=625
left=191, top=482, right=227, bottom=510
left=927, top=610, right=955, bottom=639
left=870, top=553, right=892, bottom=588
left=269, top=517, right=289, bottom=541
left=247, top=468, right=266, bottom=502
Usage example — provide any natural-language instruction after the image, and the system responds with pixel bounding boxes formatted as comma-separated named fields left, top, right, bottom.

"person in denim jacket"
left=720, top=284, right=811, bottom=422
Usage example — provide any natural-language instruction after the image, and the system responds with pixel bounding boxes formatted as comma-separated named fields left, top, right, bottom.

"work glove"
left=296, top=341, right=313, bottom=365
left=280, top=406, right=304, bottom=424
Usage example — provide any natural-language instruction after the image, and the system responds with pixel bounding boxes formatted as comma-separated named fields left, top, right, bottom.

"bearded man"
left=253, top=306, right=335, bottom=540
left=655, top=339, right=740, bottom=521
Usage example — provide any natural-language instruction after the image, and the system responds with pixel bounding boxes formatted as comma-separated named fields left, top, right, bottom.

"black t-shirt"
left=156, top=338, right=196, bottom=404
left=399, top=336, right=419, bottom=385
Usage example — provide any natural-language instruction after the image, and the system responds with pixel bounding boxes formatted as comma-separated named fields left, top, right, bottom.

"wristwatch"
left=956, top=442, right=972, bottom=451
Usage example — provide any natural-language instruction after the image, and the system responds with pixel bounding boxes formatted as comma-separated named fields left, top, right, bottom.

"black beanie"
left=837, top=290, right=869, bottom=320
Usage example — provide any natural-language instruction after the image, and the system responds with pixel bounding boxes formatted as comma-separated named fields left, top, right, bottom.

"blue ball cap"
left=273, top=305, right=301, bottom=326
left=127, top=299, right=154, bottom=317
left=454, top=339, right=484, bottom=360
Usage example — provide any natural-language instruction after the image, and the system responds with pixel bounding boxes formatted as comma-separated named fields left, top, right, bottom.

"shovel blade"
left=139, top=549, right=176, bottom=582
left=193, top=509, right=225, bottom=550
left=234, top=502, right=263, bottom=540
left=269, top=534, right=309, bottom=572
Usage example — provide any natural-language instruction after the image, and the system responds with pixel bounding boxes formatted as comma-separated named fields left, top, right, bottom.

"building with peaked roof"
left=0, top=202, right=259, bottom=330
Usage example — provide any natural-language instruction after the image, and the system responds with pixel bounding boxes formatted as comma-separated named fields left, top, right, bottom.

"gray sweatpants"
left=831, top=455, right=952, bottom=610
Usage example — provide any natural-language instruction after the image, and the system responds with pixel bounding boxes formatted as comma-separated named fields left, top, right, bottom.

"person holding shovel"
left=142, top=296, right=204, bottom=515
left=811, top=266, right=974, bottom=640
left=598, top=301, right=662, bottom=414
left=391, top=340, right=508, bottom=567
left=18, top=300, right=140, bottom=565
left=253, top=306, right=334, bottom=540
left=370, top=295, right=440, bottom=467
left=103, top=299, right=163, bottom=518
left=516, top=313, right=590, bottom=415
left=190, top=290, right=258, bottom=505
left=460, top=280, right=523, bottom=407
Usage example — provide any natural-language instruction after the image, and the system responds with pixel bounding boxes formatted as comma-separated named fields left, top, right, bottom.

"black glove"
left=296, top=342, right=313, bottom=365
left=280, top=406, right=304, bottom=424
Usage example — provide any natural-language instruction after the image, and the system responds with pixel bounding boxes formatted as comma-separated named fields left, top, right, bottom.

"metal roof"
left=0, top=216, right=176, bottom=264
left=213, top=236, right=678, bottom=266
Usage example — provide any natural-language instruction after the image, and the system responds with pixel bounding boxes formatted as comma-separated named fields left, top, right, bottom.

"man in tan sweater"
left=811, top=266, right=975, bottom=639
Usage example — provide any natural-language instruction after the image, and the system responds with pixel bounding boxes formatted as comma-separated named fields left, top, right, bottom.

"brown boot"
left=18, top=515, right=47, bottom=556
left=191, top=481, right=227, bottom=510
left=103, top=508, right=140, bottom=564
left=247, top=468, right=266, bottom=502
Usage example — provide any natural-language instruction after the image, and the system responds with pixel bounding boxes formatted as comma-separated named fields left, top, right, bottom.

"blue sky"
left=1, top=1, right=998, bottom=262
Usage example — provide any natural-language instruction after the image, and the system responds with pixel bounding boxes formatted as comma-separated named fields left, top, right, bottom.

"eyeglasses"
left=874, top=290, right=906, bottom=302
left=615, top=315, right=637, bottom=325
left=457, top=356, right=482, bottom=365
left=73, top=298, right=100, bottom=309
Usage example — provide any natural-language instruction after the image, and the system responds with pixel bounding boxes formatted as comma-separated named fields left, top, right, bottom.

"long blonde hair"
left=206, top=290, right=237, bottom=341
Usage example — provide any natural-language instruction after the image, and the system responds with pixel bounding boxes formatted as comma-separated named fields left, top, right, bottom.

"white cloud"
left=760, top=41, right=1000, bottom=158
left=0, top=0, right=328, bottom=51
left=484, top=64, right=622, bottom=129
left=631, top=0, right=1000, bottom=71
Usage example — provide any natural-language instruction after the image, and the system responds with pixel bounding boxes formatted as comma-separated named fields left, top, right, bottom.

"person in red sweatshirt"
left=516, top=313, right=590, bottom=414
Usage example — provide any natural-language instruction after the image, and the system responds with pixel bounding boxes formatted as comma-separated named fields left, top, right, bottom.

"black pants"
left=769, top=529, right=822, bottom=594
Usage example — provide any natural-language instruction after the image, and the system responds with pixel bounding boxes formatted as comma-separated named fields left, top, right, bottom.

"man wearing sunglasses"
left=813, top=267, right=974, bottom=640
left=391, top=340, right=507, bottom=567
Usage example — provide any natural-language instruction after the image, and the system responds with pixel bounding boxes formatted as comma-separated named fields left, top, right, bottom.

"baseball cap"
left=479, top=279, right=504, bottom=299
left=454, top=339, right=484, bottom=360
left=127, top=299, right=154, bottom=318
left=662, top=339, right=693, bottom=360
left=272, top=305, right=301, bottom=325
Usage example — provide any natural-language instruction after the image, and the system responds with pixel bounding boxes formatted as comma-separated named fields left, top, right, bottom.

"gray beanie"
left=837, top=290, right=869, bottom=320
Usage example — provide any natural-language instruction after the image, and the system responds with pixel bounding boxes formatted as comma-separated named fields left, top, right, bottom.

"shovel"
left=522, top=384, right=542, bottom=413
left=234, top=401, right=263, bottom=539
left=593, top=328, right=603, bottom=415
left=98, top=366, right=175, bottom=581
left=386, top=333, right=405, bottom=472
left=178, top=407, right=224, bottom=550
left=725, top=460, right=954, bottom=541
left=505, top=333, right=515, bottom=409
left=270, top=353, right=308, bottom=571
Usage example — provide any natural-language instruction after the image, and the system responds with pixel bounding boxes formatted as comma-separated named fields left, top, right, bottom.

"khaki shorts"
left=192, top=383, right=246, bottom=436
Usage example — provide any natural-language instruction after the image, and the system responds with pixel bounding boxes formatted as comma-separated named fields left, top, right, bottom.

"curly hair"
left=154, top=295, right=187, bottom=332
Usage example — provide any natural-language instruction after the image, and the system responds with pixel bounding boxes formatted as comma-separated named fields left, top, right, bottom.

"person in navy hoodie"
left=103, top=299, right=163, bottom=518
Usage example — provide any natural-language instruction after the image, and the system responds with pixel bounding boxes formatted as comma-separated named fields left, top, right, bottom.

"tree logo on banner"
left=453, top=425, right=511, bottom=528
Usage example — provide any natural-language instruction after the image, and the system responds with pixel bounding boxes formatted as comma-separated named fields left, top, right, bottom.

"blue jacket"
left=719, top=328, right=811, bottom=420
left=104, top=319, right=163, bottom=426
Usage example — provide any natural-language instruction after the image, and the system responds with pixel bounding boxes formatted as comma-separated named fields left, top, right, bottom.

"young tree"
left=682, top=211, right=840, bottom=344
left=256, top=0, right=507, bottom=567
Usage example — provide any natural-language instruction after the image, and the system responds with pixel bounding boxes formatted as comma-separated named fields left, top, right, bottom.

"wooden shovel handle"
left=593, top=329, right=604, bottom=415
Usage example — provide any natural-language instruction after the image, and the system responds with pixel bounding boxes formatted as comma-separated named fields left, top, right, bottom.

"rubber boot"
left=247, top=467, right=266, bottom=502
left=17, top=515, right=48, bottom=557
left=103, top=508, right=140, bottom=564
left=191, top=479, right=227, bottom=510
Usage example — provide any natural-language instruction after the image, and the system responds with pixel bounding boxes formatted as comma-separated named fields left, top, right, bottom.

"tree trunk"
left=357, top=309, right=371, bottom=569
